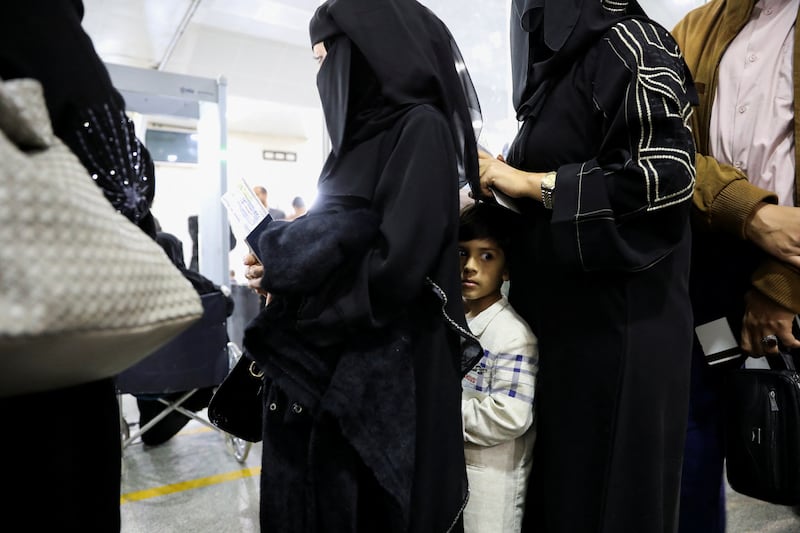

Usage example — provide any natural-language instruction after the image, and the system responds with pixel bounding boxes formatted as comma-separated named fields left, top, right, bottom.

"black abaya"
left=506, top=15, right=697, bottom=533
left=244, top=1, right=484, bottom=531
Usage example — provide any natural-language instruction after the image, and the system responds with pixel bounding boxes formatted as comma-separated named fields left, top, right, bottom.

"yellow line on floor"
left=178, top=425, right=215, bottom=436
left=120, top=466, right=262, bottom=504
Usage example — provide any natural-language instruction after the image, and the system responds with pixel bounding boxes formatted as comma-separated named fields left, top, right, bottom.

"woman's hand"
left=243, top=253, right=270, bottom=299
left=478, top=150, right=542, bottom=202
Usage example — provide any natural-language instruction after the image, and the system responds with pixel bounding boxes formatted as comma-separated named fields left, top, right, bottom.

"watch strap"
left=541, top=171, right=557, bottom=210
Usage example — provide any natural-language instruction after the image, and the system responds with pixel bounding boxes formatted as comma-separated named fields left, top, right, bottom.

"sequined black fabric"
left=61, top=104, right=155, bottom=225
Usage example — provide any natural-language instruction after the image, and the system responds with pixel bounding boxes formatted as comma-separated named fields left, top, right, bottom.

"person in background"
left=0, top=1, right=158, bottom=528
left=286, top=195, right=308, bottom=221
left=241, top=0, right=485, bottom=530
left=253, top=184, right=286, bottom=220
left=459, top=201, right=538, bottom=533
left=187, top=214, right=237, bottom=273
left=477, top=1, right=698, bottom=531
left=671, top=1, right=800, bottom=531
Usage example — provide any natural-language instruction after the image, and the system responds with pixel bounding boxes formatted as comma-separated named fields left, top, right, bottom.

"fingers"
left=742, top=290, right=799, bottom=356
left=244, top=263, right=263, bottom=280
left=242, top=253, right=268, bottom=300
left=742, top=323, right=797, bottom=357
left=246, top=272, right=268, bottom=299
left=243, top=253, right=265, bottom=293
left=742, top=322, right=786, bottom=357
left=477, top=159, right=496, bottom=199
left=478, top=177, right=495, bottom=199
left=778, top=329, right=800, bottom=351
left=741, top=330, right=773, bottom=357
left=243, top=253, right=260, bottom=266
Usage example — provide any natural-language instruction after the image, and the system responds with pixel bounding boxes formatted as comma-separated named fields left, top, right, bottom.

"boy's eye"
left=458, top=248, right=467, bottom=257
left=481, top=252, right=494, bottom=261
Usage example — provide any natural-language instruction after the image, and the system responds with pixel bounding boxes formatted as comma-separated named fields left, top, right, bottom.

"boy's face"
left=458, top=237, right=509, bottom=314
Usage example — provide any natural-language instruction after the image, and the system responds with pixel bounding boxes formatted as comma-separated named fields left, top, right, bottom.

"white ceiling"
left=82, top=0, right=322, bottom=138
left=81, top=0, right=705, bottom=139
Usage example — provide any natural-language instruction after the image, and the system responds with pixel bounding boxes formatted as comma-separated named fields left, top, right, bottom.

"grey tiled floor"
left=120, top=396, right=261, bottom=533
left=726, top=485, right=800, bottom=533
left=118, top=395, right=800, bottom=532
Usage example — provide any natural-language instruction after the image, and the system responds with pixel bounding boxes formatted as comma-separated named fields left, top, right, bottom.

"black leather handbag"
left=208, top=352, right=264, bottom=443
left=723, top=351, right=800, bottom=505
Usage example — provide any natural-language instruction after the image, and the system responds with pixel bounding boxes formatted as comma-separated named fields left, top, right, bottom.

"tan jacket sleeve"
left=693, top=153, right=777, bottom=238
left=752, top=259, right=800, bottom=314
left=692, top=153, right=800, bottom=313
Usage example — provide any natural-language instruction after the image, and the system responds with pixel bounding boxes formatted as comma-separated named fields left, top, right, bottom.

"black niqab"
left=305, top=0, right=484, bottom=369
left=511, top=0, right=647, bottom=120
left=310, top=0, right=483, bottom=195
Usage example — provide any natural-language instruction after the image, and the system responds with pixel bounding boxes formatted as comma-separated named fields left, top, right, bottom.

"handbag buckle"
left=248, top=361, right=264, bottom=378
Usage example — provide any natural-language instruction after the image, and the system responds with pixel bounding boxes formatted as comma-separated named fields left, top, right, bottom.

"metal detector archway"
left=105, top=63, right=230, bottom=287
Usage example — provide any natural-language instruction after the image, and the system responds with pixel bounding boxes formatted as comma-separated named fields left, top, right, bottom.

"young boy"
left=459, top=202, right=538, bottom=533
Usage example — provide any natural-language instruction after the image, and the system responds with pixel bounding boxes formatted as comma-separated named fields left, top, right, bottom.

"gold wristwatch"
left=541, top=171, right=557, bottom=210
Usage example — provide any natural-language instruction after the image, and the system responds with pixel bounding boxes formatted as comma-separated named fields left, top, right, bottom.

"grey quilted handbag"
left=0, top=78, right=203, bottom=397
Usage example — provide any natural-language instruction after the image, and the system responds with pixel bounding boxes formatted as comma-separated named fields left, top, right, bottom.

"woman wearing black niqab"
left=0, top=1, right=157, bottom=530
left=4, top=0, right=207, bottom=455
left=241, top=0, right=484, bottom=531
left=479, top=1, right=697, bottom=532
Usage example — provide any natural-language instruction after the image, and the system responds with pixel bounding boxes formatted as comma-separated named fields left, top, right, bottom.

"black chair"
left=115, top=290, right=253, bottom=462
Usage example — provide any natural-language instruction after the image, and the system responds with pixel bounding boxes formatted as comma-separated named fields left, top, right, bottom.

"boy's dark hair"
left=458, top=201, right=518, bottom=257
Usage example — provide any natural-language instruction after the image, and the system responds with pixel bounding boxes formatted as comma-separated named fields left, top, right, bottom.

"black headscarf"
left=0, top=0, right=156, bottom=232
left=156, top=232, right=187, bottom=270
left=309, top=0, right=483, bottom=196
left=511, top=0, right=648, bottom=120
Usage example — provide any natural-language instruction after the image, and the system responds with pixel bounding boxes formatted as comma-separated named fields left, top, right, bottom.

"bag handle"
left=770, top=351, right=798, bottom=372
left=0, top=79, right=53, bottom=148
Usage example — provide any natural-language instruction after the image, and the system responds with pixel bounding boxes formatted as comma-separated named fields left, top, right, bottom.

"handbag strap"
left=743, top=351, right=798, bottom=373
left=783, top=351, right=797, bottom=372
left=0, top=79, right=53, bottom=148
left=772, top=351, right=798, bottom=372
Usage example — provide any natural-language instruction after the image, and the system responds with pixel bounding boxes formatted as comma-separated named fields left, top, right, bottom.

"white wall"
left=642, top=0, right=707, bottom=30
left=149, top=109, right=324, bottom=283
left=227, top=130, right=323, bottom=217
left=149, top=163, right=199, bottom=263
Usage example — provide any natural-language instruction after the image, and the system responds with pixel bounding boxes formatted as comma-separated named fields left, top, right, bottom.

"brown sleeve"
left=693, top=153, right=778, bottom=238
left=751, top=258, right=800, bottom=314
